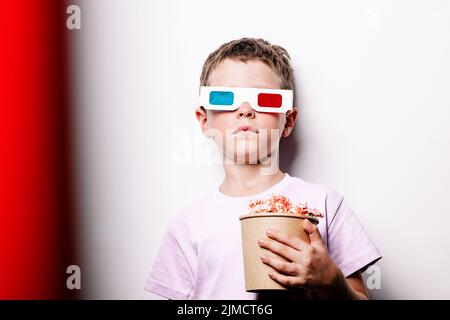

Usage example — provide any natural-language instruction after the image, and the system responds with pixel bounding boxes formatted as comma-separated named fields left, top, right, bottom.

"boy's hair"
left=200, top=38, right=295, bottom=91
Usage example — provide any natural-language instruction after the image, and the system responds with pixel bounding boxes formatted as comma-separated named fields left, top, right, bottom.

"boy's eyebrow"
left=214, top=85, right=280, bottom=89
left=254, top=85, right=278, bottom=89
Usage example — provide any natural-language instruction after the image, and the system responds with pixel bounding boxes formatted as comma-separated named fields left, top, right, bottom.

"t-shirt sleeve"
left=326, top=191, right=382, bottom=277
left=145, top=214, right=197, bottom=299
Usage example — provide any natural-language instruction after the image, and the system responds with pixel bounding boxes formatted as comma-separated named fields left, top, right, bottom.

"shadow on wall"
left=279, top=93, right=301, bottom=174
left=279, top=95, right=301, bottom=174
left=279, top=127, right=300, bottom=174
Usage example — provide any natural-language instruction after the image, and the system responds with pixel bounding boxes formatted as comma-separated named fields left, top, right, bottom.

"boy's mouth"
left=233, top=125, right=259, bottom=135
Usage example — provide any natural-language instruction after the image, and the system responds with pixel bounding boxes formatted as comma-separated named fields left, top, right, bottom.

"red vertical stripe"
left=0, top=1, right=76, bottom=299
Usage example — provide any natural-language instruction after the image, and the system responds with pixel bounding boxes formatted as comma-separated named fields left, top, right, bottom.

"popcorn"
left=247, top=194, right=324, bottom=218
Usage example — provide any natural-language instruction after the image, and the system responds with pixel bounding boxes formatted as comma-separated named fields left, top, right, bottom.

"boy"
left=145, top=38, right=381, bottom=299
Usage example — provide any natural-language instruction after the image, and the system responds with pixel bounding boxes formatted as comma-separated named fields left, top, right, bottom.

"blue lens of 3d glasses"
left=209, top=91, right=234, bottom=106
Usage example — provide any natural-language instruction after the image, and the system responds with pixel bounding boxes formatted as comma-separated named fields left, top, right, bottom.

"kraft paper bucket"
left=239, top=213, right=319, bottom=292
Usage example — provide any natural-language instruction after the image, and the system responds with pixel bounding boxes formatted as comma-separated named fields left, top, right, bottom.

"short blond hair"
left=200, top=38, right=295, bottom=91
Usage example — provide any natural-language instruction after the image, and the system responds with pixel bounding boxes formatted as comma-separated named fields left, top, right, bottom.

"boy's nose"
left=236, top=101, right=255, bottom=118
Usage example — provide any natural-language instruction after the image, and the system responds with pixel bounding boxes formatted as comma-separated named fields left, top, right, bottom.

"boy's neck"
left=219, top=163, right=285, bottom=197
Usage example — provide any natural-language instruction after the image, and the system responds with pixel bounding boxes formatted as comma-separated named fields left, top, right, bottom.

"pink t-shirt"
left=145, top=173, right=381, bottom=299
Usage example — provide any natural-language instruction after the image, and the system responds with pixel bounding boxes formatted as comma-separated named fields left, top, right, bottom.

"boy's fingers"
left=258, top=237, right=299, bottom=262
left=268, top=270, right=306, bottom=288
left=302, top=219, right=323, bottom=245
left=265, top=228, right=309, bottom=251
left=260, top=255, right=298, bottom=276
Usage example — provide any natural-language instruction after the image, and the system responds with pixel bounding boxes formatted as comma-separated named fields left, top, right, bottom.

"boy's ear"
left=282, top=108, right=298, bottom=137
left=195, top=106, right=210, bottom=137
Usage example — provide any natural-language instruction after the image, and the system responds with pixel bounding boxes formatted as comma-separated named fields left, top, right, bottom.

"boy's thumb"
left=303, top=219, right=323, bottom=244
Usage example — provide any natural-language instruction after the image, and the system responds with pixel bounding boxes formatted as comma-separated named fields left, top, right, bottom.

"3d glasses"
left=199, top=86, right=293, bottom=113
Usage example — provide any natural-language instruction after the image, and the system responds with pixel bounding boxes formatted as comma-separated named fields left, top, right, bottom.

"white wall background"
left=71, top=0, right=450, bottom=299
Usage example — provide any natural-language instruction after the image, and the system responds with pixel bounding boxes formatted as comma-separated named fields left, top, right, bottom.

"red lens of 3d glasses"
left=257, top=93, right=282, bottom=108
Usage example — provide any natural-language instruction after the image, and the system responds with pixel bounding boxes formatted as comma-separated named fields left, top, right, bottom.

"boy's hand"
left=257, top=219, right=341, bottom=292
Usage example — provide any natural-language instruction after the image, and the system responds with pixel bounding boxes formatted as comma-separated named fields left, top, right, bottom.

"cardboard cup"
left=239, top=213, right=319, bottom=292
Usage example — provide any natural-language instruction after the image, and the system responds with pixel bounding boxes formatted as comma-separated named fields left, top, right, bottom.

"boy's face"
left=195, top=58, right=297, bottom=164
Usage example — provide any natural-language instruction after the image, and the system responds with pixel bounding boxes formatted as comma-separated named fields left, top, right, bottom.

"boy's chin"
left=223, top=151, right=273, bottom=165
